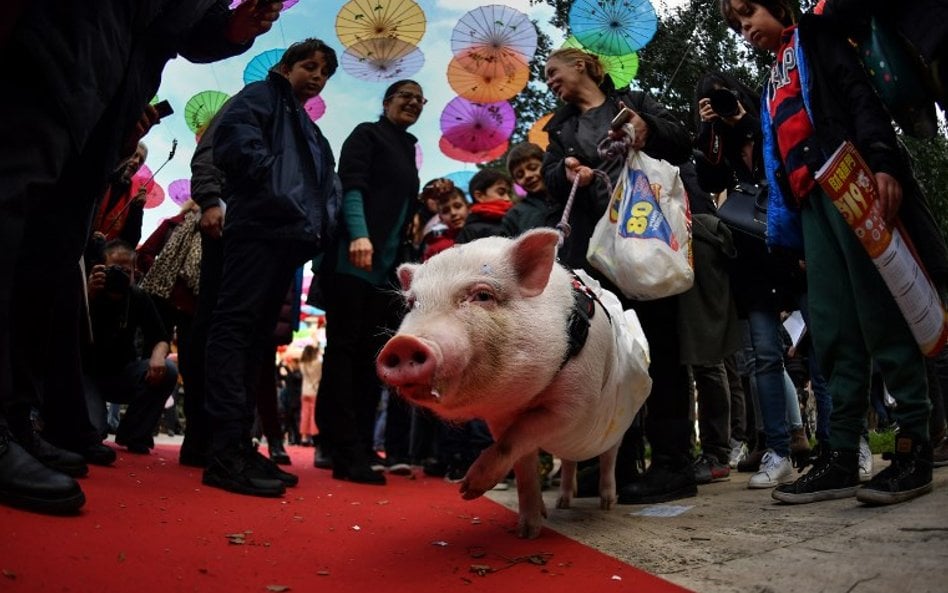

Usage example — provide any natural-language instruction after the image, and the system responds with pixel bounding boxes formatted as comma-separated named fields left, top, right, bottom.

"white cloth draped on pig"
left=376, top=229, right=651, bottom=538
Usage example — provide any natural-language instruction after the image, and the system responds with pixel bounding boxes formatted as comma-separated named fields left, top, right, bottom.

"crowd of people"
left=1, top=0, right=947, bottom=522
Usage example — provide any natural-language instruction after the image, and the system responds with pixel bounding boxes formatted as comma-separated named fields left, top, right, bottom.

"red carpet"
left=0, top=444, right=690, bottom=593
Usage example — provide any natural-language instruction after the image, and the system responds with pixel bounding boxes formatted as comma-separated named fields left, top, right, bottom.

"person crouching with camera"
left=84, top=240, right=178, bottom=454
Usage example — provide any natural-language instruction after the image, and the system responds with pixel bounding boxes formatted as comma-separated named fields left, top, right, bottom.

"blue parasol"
left=568, top=0, right=657, bottom=56
left=243, top=48, right=285, bottom=85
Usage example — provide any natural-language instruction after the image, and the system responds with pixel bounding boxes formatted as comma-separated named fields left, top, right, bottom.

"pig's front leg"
left=555, top=459, right=577, bottom=509
left=513, top=449, right=546, bottom=539
left=598, top=444, right=619, bottom=510
left=460, top=408, right=559, bottom=500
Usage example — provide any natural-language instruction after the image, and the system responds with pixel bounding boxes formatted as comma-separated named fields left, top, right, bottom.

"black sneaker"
left=693, top=454, right=731, bottom=485
left=248, top=447, right=299, bottom=487
left=202, top=447, right=286, bottom=497
left=856, top=435, right=933, bottom=505
left=772, top=448, right=859, bottom=504
left=313, top=447, right=333, bottom=469
left=617, top=459, right=697, bottom=505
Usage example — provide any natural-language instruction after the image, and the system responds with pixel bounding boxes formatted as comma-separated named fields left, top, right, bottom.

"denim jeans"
left=746, top=308, right=790, bottom=457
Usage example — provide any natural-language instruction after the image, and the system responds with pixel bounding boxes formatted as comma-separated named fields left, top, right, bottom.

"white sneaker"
left=728, top=439, right=749, bottom=469
left=748, top=449, right=794, bottom=489
left=858, top=437, right=873, bottom=482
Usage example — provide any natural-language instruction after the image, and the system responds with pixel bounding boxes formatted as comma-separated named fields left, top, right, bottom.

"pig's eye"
left=465, top=284, right=496, bottom=305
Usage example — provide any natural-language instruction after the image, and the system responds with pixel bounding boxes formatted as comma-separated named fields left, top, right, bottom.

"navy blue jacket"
left=214, top=72, right=336, bottom=245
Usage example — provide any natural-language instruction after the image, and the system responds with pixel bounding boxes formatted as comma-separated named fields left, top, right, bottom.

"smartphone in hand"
left=610, top=107, right=634, bottom=130
left=154, top=100, right=174, bottom=119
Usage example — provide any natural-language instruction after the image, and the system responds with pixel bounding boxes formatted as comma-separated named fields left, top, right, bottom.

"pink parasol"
left=168, top=179, right=192, bottom=206
left=130, top=165, right=165, bottom=209
left=229, top=0, right=298, bottom=11
left=438, top=136, right=509, bottom=165
left=304, top=95, right=326, bottom=121
left=439, top=96, right=515, bottom=154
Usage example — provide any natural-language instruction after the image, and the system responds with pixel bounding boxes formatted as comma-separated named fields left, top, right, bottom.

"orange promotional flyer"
left=815, top=141, right=948, bottom=356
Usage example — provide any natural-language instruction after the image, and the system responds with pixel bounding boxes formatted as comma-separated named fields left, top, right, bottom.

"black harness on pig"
left=562, top=274, right=610, bottom=369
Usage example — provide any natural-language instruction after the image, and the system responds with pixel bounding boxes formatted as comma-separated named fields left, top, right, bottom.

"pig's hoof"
left=517, top=519, right=542, bottom=539
left=555, top=496, right=571, bottom=509
left=459, top=481, right=486, bottom=500
left=600, top=496, right=617, bottom=510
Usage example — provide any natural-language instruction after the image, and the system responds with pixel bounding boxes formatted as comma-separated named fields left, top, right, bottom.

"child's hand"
left=874, top=172, right=903, bottom=224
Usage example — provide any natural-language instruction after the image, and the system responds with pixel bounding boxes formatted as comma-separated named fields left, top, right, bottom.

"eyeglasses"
left=389, top=91, right=428, bottom=105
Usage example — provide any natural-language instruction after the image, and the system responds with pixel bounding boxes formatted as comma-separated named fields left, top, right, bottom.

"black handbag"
left=716, top=181, right=768, bottom=241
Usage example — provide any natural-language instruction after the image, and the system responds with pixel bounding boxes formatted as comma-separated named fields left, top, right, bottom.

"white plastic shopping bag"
left=586, top=148, right=693, bottom=300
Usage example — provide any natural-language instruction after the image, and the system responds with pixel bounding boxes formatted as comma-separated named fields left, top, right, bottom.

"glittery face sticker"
left=481, top=263, right=494, bottom=276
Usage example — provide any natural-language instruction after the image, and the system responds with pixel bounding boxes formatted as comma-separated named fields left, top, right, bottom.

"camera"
left=104, top=265, right=131, bottom=294
left=708, top=88, right=740, bottom=119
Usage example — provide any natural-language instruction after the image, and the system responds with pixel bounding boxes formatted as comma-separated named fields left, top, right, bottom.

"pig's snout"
left=377, top=335, right=438, bottom=398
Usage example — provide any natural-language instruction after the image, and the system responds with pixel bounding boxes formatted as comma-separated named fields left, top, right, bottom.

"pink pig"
left=376, top=229, right=651, bottom=538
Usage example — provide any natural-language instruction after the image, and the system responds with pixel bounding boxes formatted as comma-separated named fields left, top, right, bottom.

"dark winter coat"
left=214, top=72, right=336, bottom=247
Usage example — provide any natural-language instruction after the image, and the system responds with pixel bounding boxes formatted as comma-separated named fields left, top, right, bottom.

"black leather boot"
left=617, top=455, right=697, bottom=505
left=0, top=427, right=85, bottom=514
left=16, top=430, right=88, bottom=478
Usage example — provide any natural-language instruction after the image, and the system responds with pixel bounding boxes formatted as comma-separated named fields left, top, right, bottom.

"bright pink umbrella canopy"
left=130, top=165, right=165, bottom=209
left=168, top=179, right=192, bottom=206
left=439, top=96, right=515, bottom=154
left=438, top=136, right=508, bottom=164
left=304, top=95, right=326, bottom=121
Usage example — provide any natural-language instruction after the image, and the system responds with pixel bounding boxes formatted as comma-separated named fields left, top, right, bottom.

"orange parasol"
left=527, top=112, right=554, bottom=151
left=446, top=54, right=529, bottom=103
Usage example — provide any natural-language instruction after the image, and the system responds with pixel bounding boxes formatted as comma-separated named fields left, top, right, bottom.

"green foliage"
left=902, top=127, right=948, bottom=239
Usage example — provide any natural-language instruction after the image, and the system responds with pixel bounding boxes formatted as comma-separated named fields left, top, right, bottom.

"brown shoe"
left=737, top=448, right=765, bottom=473
left=790, top=428, right=812, bottom=468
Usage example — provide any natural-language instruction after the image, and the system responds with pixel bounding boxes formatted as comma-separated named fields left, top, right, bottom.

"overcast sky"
left=141, top=0, right=684, bottom=237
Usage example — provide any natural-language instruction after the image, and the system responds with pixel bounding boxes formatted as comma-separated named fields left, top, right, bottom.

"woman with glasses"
left=314, top=80, right=424, bottom=484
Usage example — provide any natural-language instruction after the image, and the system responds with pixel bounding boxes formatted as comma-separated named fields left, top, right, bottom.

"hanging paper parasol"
left=335, top=0, right=426, bottom=47
left=229, top=0, right=298, bottom=10
left=450, top=5, right=537, bottom=71
left=184, top=90, right=229, bottom=135
left=168, top=179, right=192, bottom=207
left=527, top=112, right=554, bottom=151
left=438, top=136, right=509, bottom=165
left=442, top=170, right=476, bottom=195
left=568, top=0, right=657, bottom=56
left=440, top=96, right=515, bottom=154
left=304, top=95, right=326, bottom=121
left=562, top=35, right=639, bottom=88
left=341, top=37, right=424, bottom=82
left=244, top=48, right=285, bottom=84
left=130, top=165, right=165, bottom=209
left=415, top=142, right=423, bottom=171
left=446, top=55, right=529, bottom=103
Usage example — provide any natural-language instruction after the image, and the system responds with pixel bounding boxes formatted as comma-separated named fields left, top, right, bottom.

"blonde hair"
left=548, top=48, right=606, bottom=86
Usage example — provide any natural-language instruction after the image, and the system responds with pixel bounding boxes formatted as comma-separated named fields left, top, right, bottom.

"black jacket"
left=500, top=192, right=563, bottom=237
left=542, top=80, right=692, bottom=270
left=336, top=117, right=420, bottom=252
left=214, top=72, right=337, bottom=247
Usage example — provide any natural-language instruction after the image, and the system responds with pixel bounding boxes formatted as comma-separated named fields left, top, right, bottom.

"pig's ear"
left=397, top=263, right=418, bottom=291
left=511, top=229, right=559, bottom=298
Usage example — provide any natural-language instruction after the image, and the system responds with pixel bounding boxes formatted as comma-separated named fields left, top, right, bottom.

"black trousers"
left=204, top=236, right=311, bottom=452
left=316, top=272, right=400, bottom=463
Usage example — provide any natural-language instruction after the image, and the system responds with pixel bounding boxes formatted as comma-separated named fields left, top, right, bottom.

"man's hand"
left=875, top=171, right=903, bottom=224
left=132, top=185, right=148, bottom=207
left=145, top=343, right=171, bottom=386
left=349, top=237, right=373, bottom=271
left=226, top=1, right=282, bottom=45
left=120, top=104, right=160, bottom=161
left=87, top=264, right=107, bottom=299
left=200, top=205, right=224, bottom=240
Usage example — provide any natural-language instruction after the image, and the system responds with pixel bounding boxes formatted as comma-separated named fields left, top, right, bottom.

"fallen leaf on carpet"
left=317, top=570, right=330, bottom=576
left=117, top=552, right=126, bottom=563
left=469, top=564, right=493, bottom=576
left=611, top=575, right=622, bottom=581
left=431, top=541, right=448, bottom=547
left=2, top=569, right=16, bottom=579
left=265, top=585, right=290, bottom=591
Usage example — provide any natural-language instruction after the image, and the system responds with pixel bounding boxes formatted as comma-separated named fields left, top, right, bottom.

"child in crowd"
left=719, top=0, right=940, bottom=505
left=501, top=142, right=562, bottom=237
left=420, top=178, right=469, bottom=261
left=455, top=168, right=513, bottom=243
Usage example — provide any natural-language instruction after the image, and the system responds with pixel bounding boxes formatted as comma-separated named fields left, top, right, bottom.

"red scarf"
left=469, top=200, right=513, bottom=220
